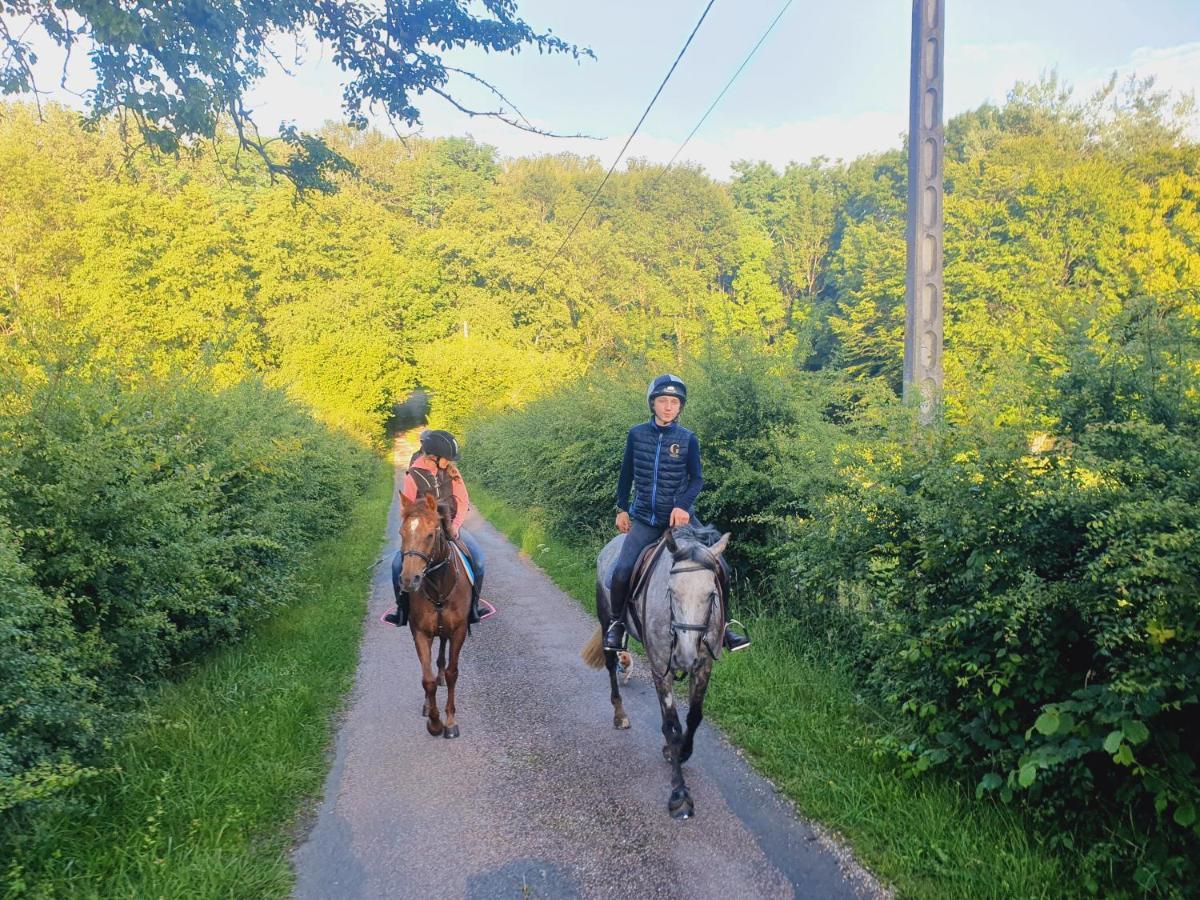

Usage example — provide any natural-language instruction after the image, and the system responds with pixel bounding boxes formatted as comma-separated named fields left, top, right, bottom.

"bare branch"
left=428, top=84, right=595, bottom=140
left=443, top=65, right=538, bottom=131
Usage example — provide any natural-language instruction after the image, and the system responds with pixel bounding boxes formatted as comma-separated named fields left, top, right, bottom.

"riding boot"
left=467, top=587, right=481, bottom=625
left=384, top=591, right=410, bottom=627
left=723, top=623, right=751, bottom=652
left=604, top=580, right=629, bottom=652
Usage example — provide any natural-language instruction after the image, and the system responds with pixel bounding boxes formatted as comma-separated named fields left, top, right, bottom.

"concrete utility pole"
left=904, top=0, right=945, bottom=422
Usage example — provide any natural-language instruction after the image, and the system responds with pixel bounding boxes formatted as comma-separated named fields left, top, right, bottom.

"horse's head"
left=398, top=493, right=451, bottom=593
left=663, top=528, right=731, bottom=673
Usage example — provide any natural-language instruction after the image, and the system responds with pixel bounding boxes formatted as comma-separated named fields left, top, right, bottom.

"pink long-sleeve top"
left=401, top=455, right=470, bottom=530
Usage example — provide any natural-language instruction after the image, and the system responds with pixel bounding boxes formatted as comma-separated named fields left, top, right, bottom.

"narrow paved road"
left=292, top=463, right=882, bottom=899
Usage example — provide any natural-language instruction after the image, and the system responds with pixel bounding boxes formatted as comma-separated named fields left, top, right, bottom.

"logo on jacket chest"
left=668, top=442, right=682, bottom=458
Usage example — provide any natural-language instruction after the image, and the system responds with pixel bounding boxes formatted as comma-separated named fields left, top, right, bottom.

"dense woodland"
left=2, top=72, right=1198, bottom=894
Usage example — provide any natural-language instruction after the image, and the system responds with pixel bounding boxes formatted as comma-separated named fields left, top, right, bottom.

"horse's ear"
left=423, top=492, right=438, bottom=512
left=709, top=533, right=731, bottom=558
left=400, top=494, right=413, bottom=515
left=664, top=530, right=679, bottom=554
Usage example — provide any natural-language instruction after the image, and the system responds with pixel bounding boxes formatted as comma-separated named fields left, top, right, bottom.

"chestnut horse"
left=396, top=492, right=472, bottom=738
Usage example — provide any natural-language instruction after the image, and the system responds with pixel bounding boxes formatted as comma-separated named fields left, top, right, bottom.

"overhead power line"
left=530, top=0, right=718, bottom=292
left=656, top=0, right=795, bottom=179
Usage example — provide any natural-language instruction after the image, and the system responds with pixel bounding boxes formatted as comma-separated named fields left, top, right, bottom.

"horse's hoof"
left=443, top=724, right=460, bottom=739
left=669, top=789, right=694, bottom=820
left=427, top=720, right=444, bottom=737
left=614, top=716, right=630, bottom=730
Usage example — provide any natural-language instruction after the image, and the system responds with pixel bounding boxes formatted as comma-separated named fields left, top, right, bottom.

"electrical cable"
left=653, top=0, right=794, bottom=183
left=530, top=0, right=718, bottom=292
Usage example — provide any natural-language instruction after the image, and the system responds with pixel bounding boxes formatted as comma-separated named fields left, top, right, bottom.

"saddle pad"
left=453, top=543, right=476, bottom=586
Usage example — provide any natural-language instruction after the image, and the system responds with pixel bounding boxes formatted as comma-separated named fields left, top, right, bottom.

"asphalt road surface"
left=292, top=464, right=884, bottom=900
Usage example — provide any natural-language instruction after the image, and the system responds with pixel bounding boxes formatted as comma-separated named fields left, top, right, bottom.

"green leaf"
left=1018, top=764, right=1037, bottom=787
left=1114, top=743, right=1135, bottom=766
left=1033, top=711, right=1059, bottom=736
left=1103, top=730, right=1124, bottom=754
left=1174, top=801, right=1196, bottom=828
left=1122, top=720, right=1149, bottom=745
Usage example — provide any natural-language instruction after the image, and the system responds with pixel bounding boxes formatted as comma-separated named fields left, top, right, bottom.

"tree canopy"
left=0, top=0, right=589, bottom=189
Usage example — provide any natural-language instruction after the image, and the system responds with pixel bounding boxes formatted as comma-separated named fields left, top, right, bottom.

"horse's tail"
left=581, top=626, right=606, bottom=669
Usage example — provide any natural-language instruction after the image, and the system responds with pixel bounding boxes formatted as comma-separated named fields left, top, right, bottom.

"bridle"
left=662, top=547, right=722, bottom=681
left=399, top=514, right=457, bottom=633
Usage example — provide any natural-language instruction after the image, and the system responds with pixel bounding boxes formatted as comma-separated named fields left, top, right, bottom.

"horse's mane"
left=672, top=522, right=722, bottom=545
left=402, top=495, right=454, bottom=537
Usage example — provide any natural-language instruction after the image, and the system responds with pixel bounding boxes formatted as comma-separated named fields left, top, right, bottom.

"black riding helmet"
left=646, top=374, right=687, bottom=413
left=419, top=429, right=459, bottom=461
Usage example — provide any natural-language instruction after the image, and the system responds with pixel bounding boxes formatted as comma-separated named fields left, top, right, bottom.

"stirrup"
left=724, top=619, right=751, bottom=652
left=604, top=621, right=628, bottom=652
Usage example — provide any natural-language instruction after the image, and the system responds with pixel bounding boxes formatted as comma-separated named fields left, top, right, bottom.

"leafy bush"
left=0, top=370, right=375, bottom=821
left=0, top=526, right=110, bottom=813
left=790, top=417, right=1200, bottom=893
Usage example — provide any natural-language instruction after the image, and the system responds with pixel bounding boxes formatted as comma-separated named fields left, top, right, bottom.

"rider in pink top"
left=386, top=430, right=486, bottom=626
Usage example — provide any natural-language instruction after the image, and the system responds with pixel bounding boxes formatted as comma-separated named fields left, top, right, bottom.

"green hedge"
left=0, top=371, right=373, bottom=817
left=465, top=352, right=1199, bottom=895
left=792, top=417, right=1199, bottom=893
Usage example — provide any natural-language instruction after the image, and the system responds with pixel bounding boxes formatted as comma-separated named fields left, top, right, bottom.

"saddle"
left=628, top=538, right=668, bottom=606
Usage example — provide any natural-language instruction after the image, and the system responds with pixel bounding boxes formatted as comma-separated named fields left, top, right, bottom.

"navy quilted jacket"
left=614, top=419, right=703, bottom=527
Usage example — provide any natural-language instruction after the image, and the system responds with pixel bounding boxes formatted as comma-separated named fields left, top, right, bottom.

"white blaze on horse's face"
left=400, top=513, right=432, bottom=591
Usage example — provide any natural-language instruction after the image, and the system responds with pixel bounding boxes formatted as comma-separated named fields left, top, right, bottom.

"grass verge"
left=4, top=457, right=394, bottom=900
left=471, top=484, right=1074, bottom=899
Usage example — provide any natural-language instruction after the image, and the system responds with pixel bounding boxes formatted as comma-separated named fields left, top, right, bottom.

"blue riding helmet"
left=646, top=374, right=687, bottom=413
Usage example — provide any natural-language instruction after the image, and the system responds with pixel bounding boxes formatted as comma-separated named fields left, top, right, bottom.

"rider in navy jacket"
left=604, top=374, right=750, bottom=654
left=615, top=419, right=703, bottom=529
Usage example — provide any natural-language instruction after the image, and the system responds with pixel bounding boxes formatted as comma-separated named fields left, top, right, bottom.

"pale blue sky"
left=18, top=1, right=1200, bottom=177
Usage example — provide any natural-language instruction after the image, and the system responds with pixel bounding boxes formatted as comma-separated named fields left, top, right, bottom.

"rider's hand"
left=615, top=511, right=631, bottom=534
left=669, top=507, right=691, bottom=528
left=450, top=524, right=461, bottom=540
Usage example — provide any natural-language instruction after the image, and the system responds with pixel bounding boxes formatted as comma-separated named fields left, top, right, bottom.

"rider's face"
left=653, top=395, right=681, bottom=424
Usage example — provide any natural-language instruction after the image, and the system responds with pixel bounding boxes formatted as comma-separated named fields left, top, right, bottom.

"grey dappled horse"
left=582, top=525, right=730, bottom=819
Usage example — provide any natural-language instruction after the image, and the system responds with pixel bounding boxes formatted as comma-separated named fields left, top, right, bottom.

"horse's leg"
left=413, top=629, right=443, bottom=736
left=606, top=649, right=631, bottom=730
left=679, top=659, right=713, bottom=764
left=442, top=623, right=467, bottom=739
left=598, top=582, right=630, bottom=729
left=436, top=635, right=447, bottom=687
left=654, top=673, right=693, bottom=819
